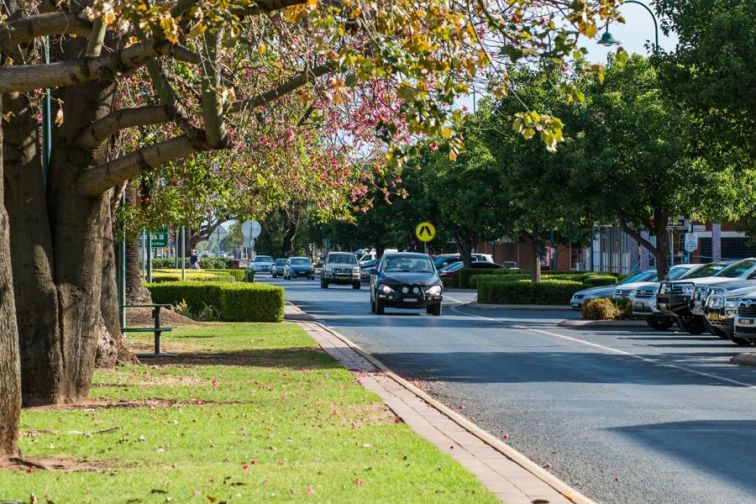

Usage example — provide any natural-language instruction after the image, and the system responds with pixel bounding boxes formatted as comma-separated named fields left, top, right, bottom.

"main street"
left=263, top=276, right=756, bottom=504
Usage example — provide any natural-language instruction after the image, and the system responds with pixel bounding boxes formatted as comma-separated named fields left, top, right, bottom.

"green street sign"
left=140, top=229, right=169, bottom=248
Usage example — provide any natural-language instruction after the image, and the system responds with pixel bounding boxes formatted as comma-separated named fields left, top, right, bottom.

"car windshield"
left=290, top=258, right=311, bottom=265
left=275, top=259, right=287, bottom=265
left=440, top=261, right=463, bottom=273
left=434, top=255, right=457, bottom=267
left=668, top=267, right=692, bottom=280
left=685, top=262, right=729, bottom=278
left=717, top=259, right=756, bottom=278
left=619, top=271, right=655, bottom=284
left=254, top=256, right=273, bottom=262
left=384, top=256, right=434, bottom=273
left=327, top=254, right=357, bottom=265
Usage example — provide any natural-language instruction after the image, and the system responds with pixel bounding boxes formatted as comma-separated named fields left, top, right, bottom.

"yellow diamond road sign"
left=415, top=221, right=436, bottom=242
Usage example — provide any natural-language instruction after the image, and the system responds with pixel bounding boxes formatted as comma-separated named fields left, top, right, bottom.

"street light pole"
left=598, top=0, right=659, bottom=52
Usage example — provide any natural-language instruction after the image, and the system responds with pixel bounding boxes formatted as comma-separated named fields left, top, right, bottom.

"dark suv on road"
left=370, top=252, right=443, bottom=316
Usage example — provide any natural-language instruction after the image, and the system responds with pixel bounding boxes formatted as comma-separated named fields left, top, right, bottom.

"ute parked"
left=704, top=283, right=756, bottom=344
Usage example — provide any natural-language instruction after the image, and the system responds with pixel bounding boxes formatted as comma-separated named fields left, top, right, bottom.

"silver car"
left=570, top=270, right=656, bottom=310
left=321, top=252, right=361, bottom=289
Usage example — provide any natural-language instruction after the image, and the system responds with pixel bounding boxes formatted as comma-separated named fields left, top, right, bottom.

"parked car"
left=658, top=259, right=756, bottom=334
left=433, top=253, right=493, bottom=270
left=732, top=292, right=756, bottom=346
left=570, top=269, right=657, bottom=310
left=250, top=255, right=274, bottom=273
left=360, top=259, right=378, bottom=280
left=703, top=283, right=756, bottom=342
left=321, top=252, right=361, bottom=289
left=284, top=257, right=315, bottom=280
left=437, top=261, right=503, bottom=279
left=272, top=258, right=287, bottom=278
left=626, top=264, right=700, bottom=330
left=370, top=252, right=443, bottom=315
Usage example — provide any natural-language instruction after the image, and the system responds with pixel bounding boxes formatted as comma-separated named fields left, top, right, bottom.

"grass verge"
left=1, top=323, right=497, bottom=503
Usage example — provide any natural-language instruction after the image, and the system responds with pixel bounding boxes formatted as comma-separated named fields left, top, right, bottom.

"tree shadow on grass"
left=137, top=347, right=342, bottom=370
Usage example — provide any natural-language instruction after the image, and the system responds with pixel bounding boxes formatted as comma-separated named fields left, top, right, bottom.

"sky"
left=583, top=1, right=678, bottom=63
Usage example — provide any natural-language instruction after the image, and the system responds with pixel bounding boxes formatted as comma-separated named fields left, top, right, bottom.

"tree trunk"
left=100, top=194, right=136, bottom=365
left=458, top=236, right=474, bottom=268
left=531, top=235, right=542, bottom=283
left=0, top=94, right=22, bottom=457
left=2, top=89, right=62, bottom=405
left=653, top=221, right=671, bottom=280
left=125, top=185, right=153, bottom=304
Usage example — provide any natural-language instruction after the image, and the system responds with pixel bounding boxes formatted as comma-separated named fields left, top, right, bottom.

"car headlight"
left=379, top=284, right=394, bottom=294
left=725, top=298, right=742, bottom=308
left=708, top=296, right=723, bottom=309
left=426, top=285, right=442, bottom=296
left=659, top=283, right=671, bottom=295
left=325, top=266, right=333, bottom=272
left=352, top=266, right=360, bottom=274
left=681, top=284, right=695, bottom=295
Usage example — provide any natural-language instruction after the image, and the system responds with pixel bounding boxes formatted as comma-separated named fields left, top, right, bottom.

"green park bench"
left=121, top=303, right=174, bottom=357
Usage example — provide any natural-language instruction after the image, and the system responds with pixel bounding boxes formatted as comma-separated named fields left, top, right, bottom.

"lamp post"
left=598, top=0, right=659, bottom=52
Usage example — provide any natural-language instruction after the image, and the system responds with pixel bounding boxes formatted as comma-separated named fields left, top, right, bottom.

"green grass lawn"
left=1, top=323, right=497, bottom=503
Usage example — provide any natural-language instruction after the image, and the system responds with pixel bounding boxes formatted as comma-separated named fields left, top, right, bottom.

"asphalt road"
left=263, top=276, right=756, bottom=504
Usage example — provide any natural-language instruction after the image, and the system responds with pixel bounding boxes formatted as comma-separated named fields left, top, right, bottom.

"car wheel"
left=321, top=280, right=328, bottom=289
left=677, top=315, right=706, bottom=335
left=707, top=322, right=730, bottom=339
left=426, top=304, right=442, bottom=316
left=730, top=335, right=753, bottom=346
left=646, top=318, right=674, bottom=331
left=376, top=299, right=385, bottom=315
left=352, top=281, right=361, bottom=290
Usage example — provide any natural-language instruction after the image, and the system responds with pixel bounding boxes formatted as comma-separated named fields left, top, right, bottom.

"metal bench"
left=121, top=303, right=174, bottom=357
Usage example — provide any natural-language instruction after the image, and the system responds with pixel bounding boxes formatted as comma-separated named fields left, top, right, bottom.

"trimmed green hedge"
left=206, top=269, right=248, bottom=282
left=470, top=273, right=530, bottom=287
left=580, top=275, right=618, bottom=287
left=151, top=271, right=235, bottom=283
left=219, top=283, right=285, bottom=322
left=477, top=279, right=583, bottom=305
left=146, top=282, right=284, bottom=322
left=150, top=257, right=233, bottom=269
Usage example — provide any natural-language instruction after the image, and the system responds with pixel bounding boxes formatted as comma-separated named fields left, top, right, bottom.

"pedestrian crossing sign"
left=415, top=222, right=436, bottom=242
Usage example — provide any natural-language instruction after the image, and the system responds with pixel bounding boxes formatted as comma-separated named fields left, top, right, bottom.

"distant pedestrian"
left=190, top=249, right=201, bottom=269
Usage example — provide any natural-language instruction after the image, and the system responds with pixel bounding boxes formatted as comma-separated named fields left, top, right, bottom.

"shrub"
left=471, top=273, right=530, bottom=287
left=150, top=270, right=234, bottom=283
left=612, top=296, right=633, bottom=319
left=219, top=283, right=285, bottom=322
left=580, top=275, right=618, bottom=287
left=207, top=269, right=247, bottom=282
left=493, top=269, right=532, bottom=276
left=477, top=279, right=583, bottom=305
left=582, top=298, right=620, bottom=320
left=148, top=257, right=233, bottom=270
left=453, top=269, right=495, bottom=288
left=146, top=282, right=284, bottom=322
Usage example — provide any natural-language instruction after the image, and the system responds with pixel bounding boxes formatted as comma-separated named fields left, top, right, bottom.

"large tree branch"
left=0, top=39, right=177, bottom=93
left=172, top=0, right=307, bottom=18
left=0, top=11, right=91, bottom=47
left=227, top=61, right=335, bottom=113
left=618, top=217, right=659, bottom=255
left=75, top=106, right=173, bottom=150
left=78, top=135, right=206, bottom=196
left=200, top=29, right=226, bottom=147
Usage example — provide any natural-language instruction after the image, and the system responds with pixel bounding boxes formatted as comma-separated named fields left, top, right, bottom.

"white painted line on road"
left=451, top=305, right=756, bottom=390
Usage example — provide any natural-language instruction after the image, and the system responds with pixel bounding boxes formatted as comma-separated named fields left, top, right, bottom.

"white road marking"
left=451, top=305, right=756, bottom=390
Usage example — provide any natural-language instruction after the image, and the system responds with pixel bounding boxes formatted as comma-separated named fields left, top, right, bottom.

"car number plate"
left=403, top=297, right=418, bottom=303
left=709, top=313, right=720, bottom=321
left=740, top=318, right=754, bottom=325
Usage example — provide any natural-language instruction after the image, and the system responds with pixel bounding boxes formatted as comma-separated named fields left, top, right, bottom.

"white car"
left=250, top=255, right=274, bottom=273
left=628, top=264, right=700, bottom=330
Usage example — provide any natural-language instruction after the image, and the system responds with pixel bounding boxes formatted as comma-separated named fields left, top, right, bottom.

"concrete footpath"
left=285, top=304, right=595, bottom=504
